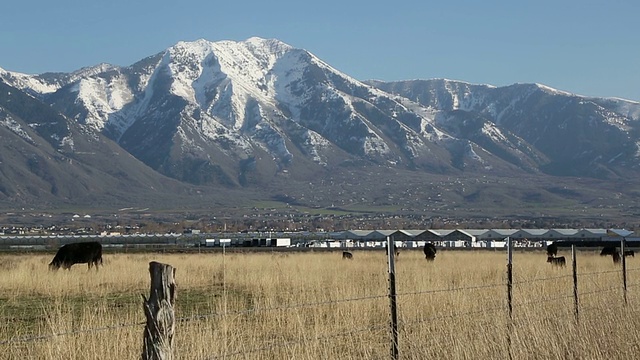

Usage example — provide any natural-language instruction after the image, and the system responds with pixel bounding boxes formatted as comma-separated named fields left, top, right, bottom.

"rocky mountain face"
left=367, top=79, right=640, bottom=178
left=1, top=37, right=640, bottom=214
left=0, top=78, right=212, bottom=208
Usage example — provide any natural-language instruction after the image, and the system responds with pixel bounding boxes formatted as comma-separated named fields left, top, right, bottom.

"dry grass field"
left=0, top=249, right=639, bottom=359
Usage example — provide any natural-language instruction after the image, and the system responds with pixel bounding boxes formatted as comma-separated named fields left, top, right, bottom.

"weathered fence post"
left=386, top=236, right=399, bottom=360
left=621, top=237, right=628, bottom=305
left=571, top=245, right=579, bottom=323
left=142, top=261, right=177, bottom=360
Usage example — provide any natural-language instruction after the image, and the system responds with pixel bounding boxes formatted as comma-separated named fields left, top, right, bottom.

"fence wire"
left=0, top=291, right=389, bottom=345
left=0, top=320, right=145, bottom=345
left=512, top=273, right=573, bottom=285
left=578, top=285, right=621, bottom=298
left=395, top=281, right=504, bottom=297
left=578, top=268, right=623, bottom=277
left=398, top=301, right=508, bottom=329
left=205, top=322, right=389, bottom=359
left=1, top=253, right=639, bottom=355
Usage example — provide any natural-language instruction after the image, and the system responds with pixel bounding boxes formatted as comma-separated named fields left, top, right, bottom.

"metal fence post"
left=506, top=236, right=513, bottom=360
left=621, top=237, right=628, bottom=305
left=507, top=237, right=513, bottom=320
left=386, top=236, right=399, bottom=360
left=572, top=245, right=579, bottom=323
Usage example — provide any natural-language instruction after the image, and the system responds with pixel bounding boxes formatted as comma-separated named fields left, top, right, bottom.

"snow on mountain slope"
left=145, top=38, right=444, bottom=168
left=0, top=64, right=117, bottom=95
left=4, top=38, right=442, bottom=166
left=0, top=109, right=34, bottom=143
left=71, top=71, right=134, bottom=130
left=6, top=37, right=640, bottom=187
left=0, top=67, right=59, bottom=94
left=369, top=78, right=640, bottom=177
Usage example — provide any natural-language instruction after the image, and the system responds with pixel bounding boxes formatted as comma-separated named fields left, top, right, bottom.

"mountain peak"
left=162, top=37, right=297, bottom=104
left=169, top=37, right=293, bottom=56
left=244, top=37, right=293, bottom=52
left=533, top=83, right=574, bottom=97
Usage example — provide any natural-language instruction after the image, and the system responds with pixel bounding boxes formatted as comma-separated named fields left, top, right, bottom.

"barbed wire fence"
left=0, top=238, right=638, bottom=359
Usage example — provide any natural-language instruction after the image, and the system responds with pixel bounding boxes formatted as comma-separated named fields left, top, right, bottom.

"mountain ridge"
left=1, top=37, right=640, bottom=221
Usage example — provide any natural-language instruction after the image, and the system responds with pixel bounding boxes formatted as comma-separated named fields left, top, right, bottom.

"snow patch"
left=362, top=133, right=391, bottom=157
left=60, top=135, right=75, bottom=151
left=304, top=130, right=330, bottom=165
left=0, top=112, right=33, bottom=142
left=480, top=122, right=508, bottom=143
left=535, top=83, right=574, bottom=97
left=75, top=74, right=134, bottom=131
left=466, top=143, right=484, bottom=163
left=0, top=68, right=58, bottom=94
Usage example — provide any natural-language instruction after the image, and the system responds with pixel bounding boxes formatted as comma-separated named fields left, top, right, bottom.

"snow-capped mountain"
left=2, top=37, right=640, bottom=210
left=12, top=37, right=497, bottom=186
left=368, top=79, right=640, bottom=178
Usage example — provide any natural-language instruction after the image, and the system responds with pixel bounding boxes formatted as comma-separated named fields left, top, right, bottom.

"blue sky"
left=2, top=0, right=638, bottom=101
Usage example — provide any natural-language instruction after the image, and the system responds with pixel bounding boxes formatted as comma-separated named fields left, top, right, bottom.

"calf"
left=49, top=242, right=103, bottom=271
left=342, top=251, right=353, bottom=260
left=547, top=256, right=566, bottom=267
left=624, top=250, right=635, bottom=258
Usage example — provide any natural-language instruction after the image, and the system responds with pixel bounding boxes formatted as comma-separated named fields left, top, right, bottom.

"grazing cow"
left=624, top=250, right=635, bottom=258
left=546, top=243, right=558, bottom=257
left=423, top=243, right=437, bottom=261
left=49, top=242, right=103, bottom=271
left=342, top=251, right=353, bottom=260
left=547, top=256, right=566, bottom=267
left=612, top=251, right=621, bottom=264
left=601, top=246, right=618, bottom=256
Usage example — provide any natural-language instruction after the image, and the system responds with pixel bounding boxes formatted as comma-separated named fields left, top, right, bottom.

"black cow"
left=601, top=246, right=618, bottom=256
left=624, top=250, right=635, bottom=258
left=342, top=251, right=353, bottom=260
left=613, top=251, right=621, bottom=264
left=423, top=243, right=437, bottom=261
left=546, top=243, right=558, bottom=257
left=49, top=242, right=103, bottom=271
left=547, top=256, right=566, bottom=267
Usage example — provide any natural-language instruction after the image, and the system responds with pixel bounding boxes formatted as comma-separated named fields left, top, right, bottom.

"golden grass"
left=0, top=249, right=639, bottom=359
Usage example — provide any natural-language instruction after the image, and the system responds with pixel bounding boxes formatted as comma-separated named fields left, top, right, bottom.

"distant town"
left=1, top=221, right=636, bottom=251
left=2, top=207, right=636, bottom=237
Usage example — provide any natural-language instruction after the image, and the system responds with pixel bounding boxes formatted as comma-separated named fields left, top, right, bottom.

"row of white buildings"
left=305, top=228, right=635, bottom=249
left=0, top=228, right=635, bottom=250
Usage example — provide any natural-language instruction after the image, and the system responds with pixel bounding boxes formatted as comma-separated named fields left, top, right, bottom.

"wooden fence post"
left=142, top=261, right=177, bottom=360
